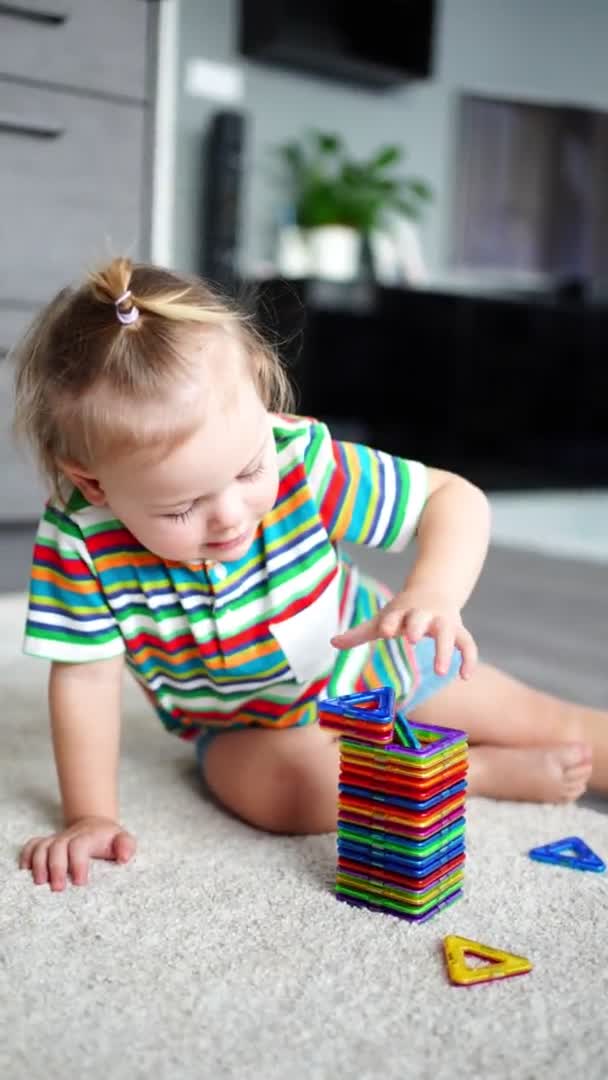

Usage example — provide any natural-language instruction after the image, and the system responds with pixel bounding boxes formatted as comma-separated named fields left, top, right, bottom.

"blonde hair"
left=12, top=257, right=293, bottom=502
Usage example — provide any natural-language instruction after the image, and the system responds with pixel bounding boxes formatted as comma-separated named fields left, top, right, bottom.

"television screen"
left=239, top=1, right=436, bottom=89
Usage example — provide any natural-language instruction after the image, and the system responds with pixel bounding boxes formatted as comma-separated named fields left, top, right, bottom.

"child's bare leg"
left=203, top=723, right=340, bottom=834
left=410, top=661, right=607, bottom=801
left=202, top=662, right=608, bottom=829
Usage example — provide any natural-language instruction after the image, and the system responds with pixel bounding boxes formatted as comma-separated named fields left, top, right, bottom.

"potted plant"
left=274, top=130, right=433, bottom=282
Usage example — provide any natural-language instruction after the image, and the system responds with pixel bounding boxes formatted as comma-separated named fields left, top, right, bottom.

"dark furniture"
left=238, top=0, right=436, bottom=89
left=252, top=277, right=608, bottom=490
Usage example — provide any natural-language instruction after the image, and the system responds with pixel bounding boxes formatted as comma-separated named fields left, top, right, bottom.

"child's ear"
left=60, top=462, right=107, bottom=506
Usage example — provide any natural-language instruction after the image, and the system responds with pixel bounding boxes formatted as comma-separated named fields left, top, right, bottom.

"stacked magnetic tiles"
left=319, top=687, right=468, bottom=922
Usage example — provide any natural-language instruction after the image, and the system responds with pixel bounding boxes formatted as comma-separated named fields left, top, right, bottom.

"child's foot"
left=578, top=706, right=608, bottom=795
left=468, top=743, right=593, bottom=803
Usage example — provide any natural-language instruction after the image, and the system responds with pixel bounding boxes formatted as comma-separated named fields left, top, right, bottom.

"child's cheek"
left=261, top=467, right=280, bottom=512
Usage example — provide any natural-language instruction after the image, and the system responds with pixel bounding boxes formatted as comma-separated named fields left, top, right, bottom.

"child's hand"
left=331, top=586, right=478, bottom=679
left=19, top=816, right=136, bottom=892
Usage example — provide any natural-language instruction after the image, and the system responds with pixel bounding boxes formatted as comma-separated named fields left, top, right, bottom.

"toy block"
left=318, top=687, right=395, bottom=744
left=529, top=836, right=606, bottom=873
left=443, top=935, right=533, bottom=986
left=394, top=711, right=422, bottom=749
left=321, top=687, right=468, bottom=922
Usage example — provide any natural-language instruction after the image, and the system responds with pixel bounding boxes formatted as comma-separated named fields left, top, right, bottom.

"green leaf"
left=278, top=142, right=305, bottom=174
left=272, top=130, right=432, bottom=231
left=316, top=132, right=342, bottom=156
left=404, top=178, right=434, bottom=200
left=373, top=178, right=399, bottom=195
left=394, top=197, right=421, bottom=221
left=369, top=145, right=402, bottom=171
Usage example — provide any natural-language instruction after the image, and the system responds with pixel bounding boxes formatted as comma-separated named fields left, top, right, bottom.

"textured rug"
left=1, top=578, right=607, bottom=1080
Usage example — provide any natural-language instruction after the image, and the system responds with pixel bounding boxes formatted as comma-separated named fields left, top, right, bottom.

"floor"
left=0, top=522, right=37, bottom=593
left=489, top=490, right=608, bottom=563
left=3, top=496, right=607, bottom=1077
left=2, top=548, right=607, bottom=1079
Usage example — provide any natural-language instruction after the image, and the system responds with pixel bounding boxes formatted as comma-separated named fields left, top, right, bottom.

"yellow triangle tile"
left=444, top=935, right=533, bottom=986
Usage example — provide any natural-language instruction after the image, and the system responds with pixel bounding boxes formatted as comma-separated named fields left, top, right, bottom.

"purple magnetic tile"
left=342, top=720, right=467, bottom=762
left=336, top=888, right=463, bottom=923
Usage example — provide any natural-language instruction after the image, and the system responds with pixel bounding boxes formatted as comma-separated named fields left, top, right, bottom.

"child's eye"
left=166, top=506, right=195, bottom=524
left=239, top=463, right=264, bottom=482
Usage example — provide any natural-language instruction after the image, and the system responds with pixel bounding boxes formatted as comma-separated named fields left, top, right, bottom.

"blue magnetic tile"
left=338, top=780, right=467, bottom=811
left=320, top=687, right=395, bottom=725
left=529, top=835, right=606, bottom=873
left=337, top=837, right=466, bottom=877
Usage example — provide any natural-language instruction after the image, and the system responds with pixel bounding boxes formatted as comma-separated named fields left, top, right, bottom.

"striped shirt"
left=23, top=415, right=428, bottom=739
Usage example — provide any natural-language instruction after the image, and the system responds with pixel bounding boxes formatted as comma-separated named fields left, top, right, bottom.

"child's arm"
left=401, top=467, right=491, bottom=612
left=50, top=656, right=124, bottom=823
left=331, top=468, right=491, bottom=677
left=19, top=655, right=136, bottom=891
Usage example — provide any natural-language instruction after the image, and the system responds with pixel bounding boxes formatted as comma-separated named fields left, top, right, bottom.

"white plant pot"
left=306, top=225, right=361, bottom=282
left=276, top=225, right=312, bottom=278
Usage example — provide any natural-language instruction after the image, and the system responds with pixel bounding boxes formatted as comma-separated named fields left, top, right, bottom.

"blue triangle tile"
left=394, top=711, right=422, bottom=750
left=529, top=836, right=606, bottom=873
left=320, top=687, right=395, bottom=725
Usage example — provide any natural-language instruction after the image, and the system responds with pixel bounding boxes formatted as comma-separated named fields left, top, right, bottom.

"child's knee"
left=202, top=725, right=338, bottom=834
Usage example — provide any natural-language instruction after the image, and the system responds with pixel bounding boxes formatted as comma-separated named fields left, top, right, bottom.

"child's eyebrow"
left=150, top=436, right=269, bottom=511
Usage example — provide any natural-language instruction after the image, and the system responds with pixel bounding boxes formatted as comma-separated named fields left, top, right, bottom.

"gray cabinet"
left=0, top=0, right=154, bottom=521
left=0, top=1, right=148, bottom=101
left=0, top=306, right=47, bottom=518
left=0, top=83, right=146, bottom=305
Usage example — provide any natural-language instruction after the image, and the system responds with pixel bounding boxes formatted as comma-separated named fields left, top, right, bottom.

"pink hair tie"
left=115, top=289, right=140, bottom=326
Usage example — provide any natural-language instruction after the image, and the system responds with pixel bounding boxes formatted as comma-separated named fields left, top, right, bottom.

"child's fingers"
left=48, top=841, right=69, bottom=892
left=19, top=837, right=42, bottom=870
left=376, top=605, right=409, bottom=638
left=433, top=620, right=455, bottom=675
left=31, top=841, right=51, bottom=886
left=113, top=831, right=137, bottom=864
left=401, top=609, right=432, bottom=643
left=331, top=615, right=378, bottom=650
left=456, top=627, right=478, bottom=678
left=68, top=835, right=92, bottom=886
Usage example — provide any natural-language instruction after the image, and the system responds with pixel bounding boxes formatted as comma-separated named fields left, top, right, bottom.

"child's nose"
left=208, top=491, right=243, bottom=531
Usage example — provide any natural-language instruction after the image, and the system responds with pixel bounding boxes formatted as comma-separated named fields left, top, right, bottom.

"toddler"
left=13, top=258, right=607, bottom=892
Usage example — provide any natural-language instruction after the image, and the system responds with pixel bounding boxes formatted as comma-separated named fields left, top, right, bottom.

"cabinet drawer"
left=0, top=306, right=47, bottom=520
left=0, top=0, right=148, bottom=101
left=0, top=82, right=146, bottom=306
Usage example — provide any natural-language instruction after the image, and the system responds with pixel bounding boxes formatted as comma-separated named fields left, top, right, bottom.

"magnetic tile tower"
left=319, top=687, right=469, bottom=923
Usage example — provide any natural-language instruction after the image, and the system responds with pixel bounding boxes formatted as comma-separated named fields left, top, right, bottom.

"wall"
left=169, top=0, right=608, bottom=281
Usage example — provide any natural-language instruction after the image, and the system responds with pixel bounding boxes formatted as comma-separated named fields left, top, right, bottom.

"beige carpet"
left=2, top=586, right=608, bottom=1080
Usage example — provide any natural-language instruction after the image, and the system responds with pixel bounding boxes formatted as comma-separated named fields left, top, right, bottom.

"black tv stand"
left=251, top=277, right=608, bottom=491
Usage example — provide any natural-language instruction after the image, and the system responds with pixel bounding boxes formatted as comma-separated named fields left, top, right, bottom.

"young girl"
left=13, top=257, right=608, bottom=892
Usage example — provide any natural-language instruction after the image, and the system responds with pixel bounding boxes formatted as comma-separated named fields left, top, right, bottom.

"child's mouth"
left=204, top=529, right=251, bottom=553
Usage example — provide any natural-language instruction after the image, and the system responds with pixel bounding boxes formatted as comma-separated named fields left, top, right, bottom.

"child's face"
left=72, top=346, right=280, bottom=564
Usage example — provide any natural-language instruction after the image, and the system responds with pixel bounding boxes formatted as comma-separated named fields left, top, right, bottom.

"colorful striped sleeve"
left=304, top=420, right=428, bottom=551
left=23, top=503, right=125, bottom=663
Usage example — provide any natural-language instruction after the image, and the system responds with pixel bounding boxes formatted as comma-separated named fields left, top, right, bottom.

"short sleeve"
left=304, top=420, right=428, bottom=551
left=24, top=503, right=125, bottom=663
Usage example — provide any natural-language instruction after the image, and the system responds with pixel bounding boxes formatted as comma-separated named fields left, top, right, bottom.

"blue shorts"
left=194, top=636, right=462, bottom=769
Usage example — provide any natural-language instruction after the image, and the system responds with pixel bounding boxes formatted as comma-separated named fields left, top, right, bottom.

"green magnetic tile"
left=336, top=881, right=463, bottom=917
left=335, top=868, right=464, bottom=905
left=337, top=821, right=465, bottom=858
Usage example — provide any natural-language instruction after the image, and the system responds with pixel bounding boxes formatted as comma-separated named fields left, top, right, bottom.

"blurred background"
left=2, top=0, right=608, bottom=593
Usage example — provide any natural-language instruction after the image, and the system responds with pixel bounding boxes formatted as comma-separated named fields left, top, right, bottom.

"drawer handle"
left=0, top=116, right=64, bottom=139
left=0, top=3, right=68, bottom=24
